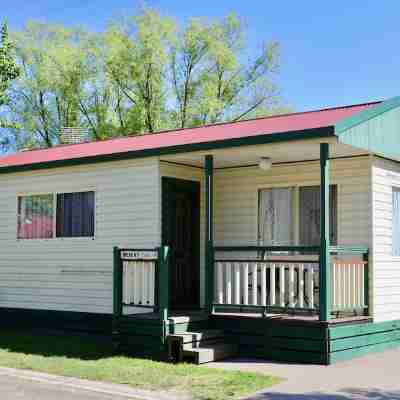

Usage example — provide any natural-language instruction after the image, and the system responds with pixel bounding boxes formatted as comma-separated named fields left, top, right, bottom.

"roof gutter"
left=0, top=126, right=335, bottom=175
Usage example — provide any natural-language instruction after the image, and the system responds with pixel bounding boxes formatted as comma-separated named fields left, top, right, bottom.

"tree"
left=0, top=22, right=20, bottom=142
left=169, top=13, right=280, bottom=128
left=3, top=8, right=284, bottom=151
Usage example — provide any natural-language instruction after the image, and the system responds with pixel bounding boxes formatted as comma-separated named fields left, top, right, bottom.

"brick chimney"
left=60, top=127, right=88, bottom=145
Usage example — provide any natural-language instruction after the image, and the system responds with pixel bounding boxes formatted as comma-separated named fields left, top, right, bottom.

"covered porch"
left=112, top=136, right=373, bottom=363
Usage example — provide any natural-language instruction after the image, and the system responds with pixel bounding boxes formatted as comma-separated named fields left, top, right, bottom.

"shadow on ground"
left=249, top=388, right=400, bottom=400
left=0, top=329, right=115, bottom=361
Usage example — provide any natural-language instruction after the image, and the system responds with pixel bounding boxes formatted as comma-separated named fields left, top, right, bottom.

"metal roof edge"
left=335, top=96, right=400, bottom=135
left=0, top=126, right=334, bottom=175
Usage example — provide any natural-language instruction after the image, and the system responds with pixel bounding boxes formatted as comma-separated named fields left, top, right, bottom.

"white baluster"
left=341, top=263, right=346, bottom=309
left=332, top=262, right=336, bottom=310
left=252, top=263, right=258, bottom=305
left=243, top=263, right=249, bottom=305
left=270, top=264, right=276, bottom=306
left=143, top=261, right=148, bottom=304
left=217, top=262, right=224, bottom=304
left=261, top=263, right=267, bottom=307
left=361, top=263, right=365, bottom=307
left=298, top=264, right=304, bottom=309
left=133, top=261, right=139, bottom=305
left=289, top=264, right=295, bottom=308
left=307, top=265, right=314, bottom=309
left=149, top=261, right=155, bottom=306
left=234, top=262, right=241, bottom=305
left=279, top=265, right=285, bottom=307
left=352, top=263, right=357, bottom=309
left=226, top=262, right=232, bottom=304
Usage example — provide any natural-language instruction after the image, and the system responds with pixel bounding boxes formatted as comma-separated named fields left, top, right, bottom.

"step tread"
left=168, top=329, right=224, bottom=343
left=183, top=342, right=238, bottom=364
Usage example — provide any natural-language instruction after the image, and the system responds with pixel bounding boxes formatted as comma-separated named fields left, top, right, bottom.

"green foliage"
left=0, top=22, right=20, bottom=149
left=3, top=8, right=285, bottom=150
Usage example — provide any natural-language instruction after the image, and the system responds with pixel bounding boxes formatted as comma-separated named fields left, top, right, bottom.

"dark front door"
left=162, top=177, right=200, bottom=310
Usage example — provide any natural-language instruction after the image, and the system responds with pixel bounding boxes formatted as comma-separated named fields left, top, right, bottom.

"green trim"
left=205, top=155, right=214, bottom=314
left=328, top=319, right=400, bottom=364
left=363, top=252, right=369, bottom=316
left=113, top=246, right=123, bottom=322
left=0, top=127, right=334, bottom=175
left=335, top=97, right=400, bottom=134
left=329, top=245, right=369, bottom=255
left=158, top=246, right=170, bottom=326
left=319, top=143, right=331, bottom=322
left=214, top=245, right=320, bottom=253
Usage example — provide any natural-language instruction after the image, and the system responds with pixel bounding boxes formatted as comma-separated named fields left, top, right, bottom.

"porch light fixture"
left=259, top=157, right=272, bottom=171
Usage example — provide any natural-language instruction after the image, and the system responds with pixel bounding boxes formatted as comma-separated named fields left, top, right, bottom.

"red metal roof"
left=0, top=101, right=380, bottom=170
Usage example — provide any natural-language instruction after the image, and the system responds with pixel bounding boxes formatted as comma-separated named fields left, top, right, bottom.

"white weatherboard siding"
left=0, top=158, right=160, bottom=314
left=159, top=162, right=205, bottom=307
left=214, top=157, right=372, bottom=247
left=372, top=157, right=400, bottom=322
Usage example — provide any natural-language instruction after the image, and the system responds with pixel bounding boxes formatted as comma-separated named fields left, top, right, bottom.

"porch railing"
left=113, top=246, right=170, bottom=322
left=212, top=245, right=369, bottom=317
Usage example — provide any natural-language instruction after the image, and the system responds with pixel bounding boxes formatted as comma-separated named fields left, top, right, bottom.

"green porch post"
left=319, top=143, right=331, bottom=321
left=205, top=155, right=214, bottom=314
left=113, top=246, right=123, bottom=325
left=158, top=245, right=169, bottom=323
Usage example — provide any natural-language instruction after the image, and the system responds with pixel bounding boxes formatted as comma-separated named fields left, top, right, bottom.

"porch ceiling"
left=160, top=138, right=368, bottom=168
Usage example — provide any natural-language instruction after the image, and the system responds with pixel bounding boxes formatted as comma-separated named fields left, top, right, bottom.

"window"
left=299, top=185, right=337, bottom=246
left=56, top=191, right=95, bottom=237
left=17, top=194, right=54, bottom=239
left=258, top=185, right=337, bottom=247
left=393, top=188, right=400, bottom=256
left=258, top=187, right=294, bottom=245
left=17, top=191, right=95, bottom=239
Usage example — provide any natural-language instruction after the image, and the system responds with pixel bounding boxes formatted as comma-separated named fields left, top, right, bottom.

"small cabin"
left=1, top=97, right=400, bottom=364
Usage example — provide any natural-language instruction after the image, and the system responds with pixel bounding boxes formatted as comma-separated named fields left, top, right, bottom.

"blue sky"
left=2, top=0, right=399, bottom=111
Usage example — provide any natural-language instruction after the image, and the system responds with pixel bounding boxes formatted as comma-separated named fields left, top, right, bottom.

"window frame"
left=257, top=182, right=339, bottom=247
left=16, top=189, right=96, bottom=241
left=392, top=186, right=400, bottom=257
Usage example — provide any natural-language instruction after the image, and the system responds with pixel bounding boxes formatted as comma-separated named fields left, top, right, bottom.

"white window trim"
left=392, top=186, right=400, bottom=258
left=16, top=189, right=97, bottom=241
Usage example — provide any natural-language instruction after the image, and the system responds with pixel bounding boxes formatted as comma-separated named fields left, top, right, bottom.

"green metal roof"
left=335, top=96, right=400, bottom=160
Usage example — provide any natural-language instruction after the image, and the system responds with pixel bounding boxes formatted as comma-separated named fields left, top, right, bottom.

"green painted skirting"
left=1, top=308, right=400, bottom=364
left=328, top=319, right=400, bottom=364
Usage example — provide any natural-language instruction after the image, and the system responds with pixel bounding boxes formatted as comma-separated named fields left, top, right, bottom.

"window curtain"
left=56, top=191, right=95, bottom=237
left=259, top=188, right=294, bottom=246
left=299, top=185, right=337, bottom=246
left=17, top=194, right=54, bottom=239
left=393, top=188, right=400, bottom=256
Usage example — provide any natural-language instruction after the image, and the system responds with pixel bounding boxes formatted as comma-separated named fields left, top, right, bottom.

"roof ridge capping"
left=335, top=96, right=400, bottom=135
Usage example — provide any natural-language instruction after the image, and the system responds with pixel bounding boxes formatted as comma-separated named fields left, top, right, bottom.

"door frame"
left=161, top=177, right=201, bottom=309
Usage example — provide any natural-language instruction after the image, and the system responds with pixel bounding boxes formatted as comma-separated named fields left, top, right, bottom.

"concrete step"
left=169, top=329, right=225, bottom=350
left=182, top=342, right=238, bottom=364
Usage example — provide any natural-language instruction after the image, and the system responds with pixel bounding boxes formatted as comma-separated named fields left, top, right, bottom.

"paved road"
left=206, top=348, right=400, bottom=399
left=0, top=367, right=182, bottom=400
left=0, top=374, right=130, bottom=400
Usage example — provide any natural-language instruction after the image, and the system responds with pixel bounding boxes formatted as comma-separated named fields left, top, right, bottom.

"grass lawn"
left=0, top=330, right=279, bottom=400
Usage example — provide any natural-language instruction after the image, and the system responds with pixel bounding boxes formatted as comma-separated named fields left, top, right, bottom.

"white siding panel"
left=0, top=157, right=160, bottom=314
left=372, top=157, right=400, bottom=322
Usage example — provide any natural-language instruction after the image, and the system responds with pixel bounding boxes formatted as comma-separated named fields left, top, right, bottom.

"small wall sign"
left=121, top=250, right=158, bottom=261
